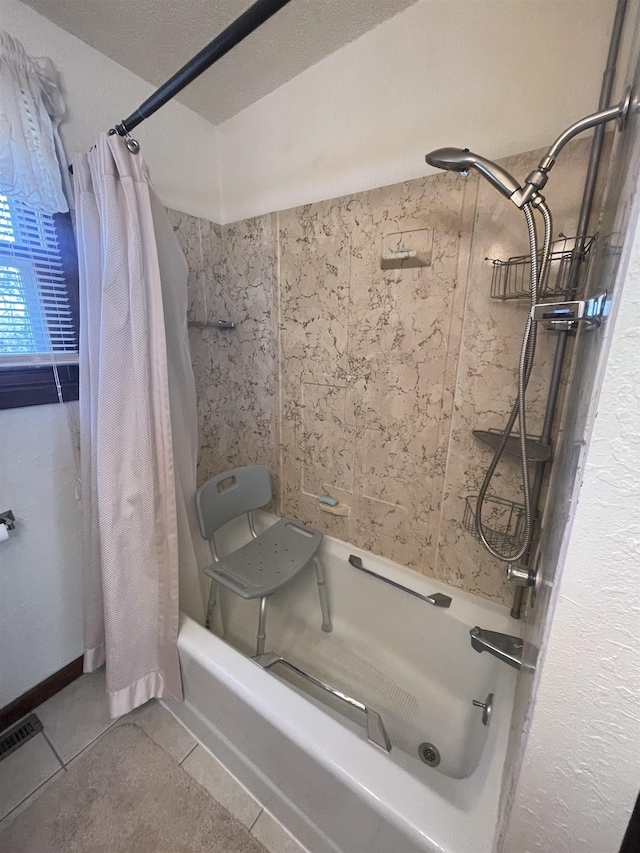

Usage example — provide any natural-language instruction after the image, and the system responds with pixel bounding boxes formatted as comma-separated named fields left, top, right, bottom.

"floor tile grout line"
left=171, top=729, right=266, bottom=833
left=152, top=711, right=271, bottom=831
left=248, top=807, right=263, bottom=832
left=58, top=718, right=119, bottom=769
left=0, top=766, right=63, bottom=826
left=40, top=730, right=66, bottom=770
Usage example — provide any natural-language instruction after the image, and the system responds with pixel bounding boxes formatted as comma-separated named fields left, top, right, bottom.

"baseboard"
left=0, top=656, right=84, bottom=733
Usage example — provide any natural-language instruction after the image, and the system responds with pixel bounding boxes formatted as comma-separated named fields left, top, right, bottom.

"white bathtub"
left=164, top=512, right=518, bottom=853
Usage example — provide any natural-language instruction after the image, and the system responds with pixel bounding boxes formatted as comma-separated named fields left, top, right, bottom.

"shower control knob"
left=507, top=565, right=536, bottom=587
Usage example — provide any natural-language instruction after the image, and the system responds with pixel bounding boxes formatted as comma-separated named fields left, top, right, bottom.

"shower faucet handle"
left=507, top=564, right=536, bottom=587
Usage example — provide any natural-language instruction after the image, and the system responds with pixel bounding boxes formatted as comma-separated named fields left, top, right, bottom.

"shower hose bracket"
left=531, top=291, right=608, bottom=331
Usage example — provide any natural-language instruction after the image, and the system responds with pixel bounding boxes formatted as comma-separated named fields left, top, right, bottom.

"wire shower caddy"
left=488, top=234, right=595, bottom=301
left=462, top=495, right=527, bottom=560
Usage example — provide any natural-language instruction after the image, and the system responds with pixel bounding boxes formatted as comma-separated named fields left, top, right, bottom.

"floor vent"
left=0, top=714, right=43, bottom=762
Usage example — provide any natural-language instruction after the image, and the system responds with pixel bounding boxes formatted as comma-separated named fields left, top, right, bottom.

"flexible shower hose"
left=475, top=201, right=553, bottom=563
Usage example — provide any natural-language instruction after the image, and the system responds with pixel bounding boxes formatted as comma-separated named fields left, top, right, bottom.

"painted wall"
left=0, top=0, right=220, bottom=706
left=216, top=0, right=617, bottom=223
left=0, top=0, right=220, bottom=221
left=0, top=404, right=82, bottom=706
left=1, top=0, right=623, bottom=226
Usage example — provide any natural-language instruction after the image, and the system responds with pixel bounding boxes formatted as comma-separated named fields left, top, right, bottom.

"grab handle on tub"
left=253, top=652, right=392, bottom=753
left=347, top=555, right=452, bottom=608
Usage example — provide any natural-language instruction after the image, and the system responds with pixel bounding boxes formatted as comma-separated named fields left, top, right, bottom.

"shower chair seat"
left=196, top=465, right=332, bottom=655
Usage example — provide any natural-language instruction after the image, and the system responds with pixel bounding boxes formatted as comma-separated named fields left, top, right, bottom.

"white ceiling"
left=21, top=0, right=420, bottom=124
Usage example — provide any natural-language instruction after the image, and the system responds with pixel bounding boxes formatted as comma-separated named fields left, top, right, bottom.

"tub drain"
left=418, top=742, right=441, bottom=767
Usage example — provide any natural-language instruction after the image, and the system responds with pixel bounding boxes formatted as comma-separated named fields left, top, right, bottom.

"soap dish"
left=319, top=502, right=350, bottom=517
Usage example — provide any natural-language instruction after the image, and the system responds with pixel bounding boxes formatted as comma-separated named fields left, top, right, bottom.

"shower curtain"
left=73, top=133, right=201, bottom=717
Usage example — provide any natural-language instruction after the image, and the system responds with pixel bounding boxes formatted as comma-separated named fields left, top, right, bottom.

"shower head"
left=425, top=147, right=523, bottom=203
left=425, top=93, right=632, bottom=210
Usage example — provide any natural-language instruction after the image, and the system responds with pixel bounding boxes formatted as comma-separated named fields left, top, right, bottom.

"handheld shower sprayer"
left=425, top=90, right=632, bottom=566
left=426, top=90, right=631, bottom=210
left=425, top=147, right=525, bottom=202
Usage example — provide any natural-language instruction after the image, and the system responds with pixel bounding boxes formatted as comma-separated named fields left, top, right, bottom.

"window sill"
left=0, top=365, right=79, bottom=410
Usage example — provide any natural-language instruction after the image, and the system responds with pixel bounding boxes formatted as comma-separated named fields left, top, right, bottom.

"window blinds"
left=0, top=193, right=78, bottom=367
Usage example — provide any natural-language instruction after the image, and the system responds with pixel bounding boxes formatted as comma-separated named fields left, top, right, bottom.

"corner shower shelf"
left=462, top=495, right=526, bottom=559
left=487, top=234, right=595, bottom=301
left=473, top=429, right=551, bottom=463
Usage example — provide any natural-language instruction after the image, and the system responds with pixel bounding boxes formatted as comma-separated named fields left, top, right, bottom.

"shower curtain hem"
left=107, top=669, right=180, bottom=719
left=84, top=645, right=105, bottom=672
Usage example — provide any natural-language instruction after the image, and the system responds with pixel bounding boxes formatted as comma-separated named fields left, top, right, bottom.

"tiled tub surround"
left=277, top=175, right=473, bottom=587
left=167, top=210, right=278, bottom=491
left=171, top=138, right=598, bottom=607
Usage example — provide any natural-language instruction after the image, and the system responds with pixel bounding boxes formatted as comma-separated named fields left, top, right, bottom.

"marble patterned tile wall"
left=172, top=138, right=594, bottom=608
left=277, top=174, right=474, bottom=574
left=167, top=208, right=278, bottom=492
left=275, top=139, right=593, bottom=606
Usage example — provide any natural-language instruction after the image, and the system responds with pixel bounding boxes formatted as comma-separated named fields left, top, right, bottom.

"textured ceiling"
left=21, top=0, right=419, bottom=124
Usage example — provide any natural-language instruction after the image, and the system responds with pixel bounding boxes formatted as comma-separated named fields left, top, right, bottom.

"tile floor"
left=0, top=669, right=309, bottom=853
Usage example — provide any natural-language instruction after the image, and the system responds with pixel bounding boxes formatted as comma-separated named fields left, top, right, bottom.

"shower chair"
left=196, top=465, right=332, bottom=655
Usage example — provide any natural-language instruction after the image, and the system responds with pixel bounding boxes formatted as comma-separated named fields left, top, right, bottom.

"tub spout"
left=470, top=626, right=524, bottom=670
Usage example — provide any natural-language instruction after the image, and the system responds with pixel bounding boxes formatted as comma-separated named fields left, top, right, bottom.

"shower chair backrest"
left=196, top=465, right=272, bottom=540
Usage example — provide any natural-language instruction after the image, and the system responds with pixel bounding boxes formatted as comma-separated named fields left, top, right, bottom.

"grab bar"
left=188, top=320, right=236, bottom=330
left=253, top=652, right=392, bottom=753
left=348, top=555, right=452, bottom=608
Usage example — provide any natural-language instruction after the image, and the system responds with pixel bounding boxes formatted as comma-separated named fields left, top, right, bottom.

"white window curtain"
left=0, top=30, right=70, bottom=214
left=74, top=133, right=201, bottom=717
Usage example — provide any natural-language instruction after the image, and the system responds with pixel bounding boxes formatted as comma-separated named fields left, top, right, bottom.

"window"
left=0, top=193, right=79, bottom=409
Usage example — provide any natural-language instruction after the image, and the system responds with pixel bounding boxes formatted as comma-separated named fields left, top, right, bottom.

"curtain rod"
left=109, top=0, right=293, bottom=139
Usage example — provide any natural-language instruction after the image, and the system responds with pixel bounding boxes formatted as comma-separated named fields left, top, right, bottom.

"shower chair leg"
left=206, top=580, right=217, bottom=631
left=256, top=595, right=268, bottom=656
left=314, top=558, right=333, bottom=633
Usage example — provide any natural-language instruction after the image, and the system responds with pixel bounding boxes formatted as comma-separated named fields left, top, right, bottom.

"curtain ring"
left=125, top=134, right=140, bottom=154
left=107, top=125, right=140, bottom=153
